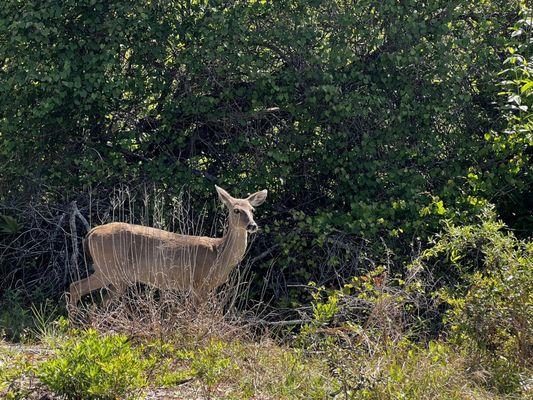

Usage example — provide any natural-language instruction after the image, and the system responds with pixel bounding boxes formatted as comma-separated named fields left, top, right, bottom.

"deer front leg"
left=69, top=273, right=107, bottom=306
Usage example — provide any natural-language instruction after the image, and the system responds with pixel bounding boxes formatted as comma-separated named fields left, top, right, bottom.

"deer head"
left=215, top=185, right=267, bottom=233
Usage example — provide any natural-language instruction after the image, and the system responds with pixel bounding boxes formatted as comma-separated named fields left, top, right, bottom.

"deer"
left=68, top=186, right=267, bottom=306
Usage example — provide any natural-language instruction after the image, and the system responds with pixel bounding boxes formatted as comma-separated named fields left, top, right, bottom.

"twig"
left=249, top=244, right=279, bottom=265
left=69, top=202, right=80, bottom=282
left=253, top=318, right=309, bottom=326
left=73, top=205, right=90, bottom=232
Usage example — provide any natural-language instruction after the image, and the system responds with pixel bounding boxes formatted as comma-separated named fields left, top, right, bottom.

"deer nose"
left=246, top=223, right=258, bottom=233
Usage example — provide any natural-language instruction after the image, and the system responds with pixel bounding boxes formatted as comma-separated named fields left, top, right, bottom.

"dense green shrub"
left=0, top=0, right=532, bottom=312
left=37, top=329, right=148, bottom=399
left=415, top=208, right=532, bottom=394
left=472, top=8, right=532, bottom=234
left=294, top=207, right=531, bottom=397
left=0, top=0, right=527, bottom=302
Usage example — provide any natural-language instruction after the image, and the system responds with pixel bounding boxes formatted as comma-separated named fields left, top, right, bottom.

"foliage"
left=352, top=341, right=497, bottom=400
left=0, top=215, right=22, bottom=235
left=293, top=207, right=531, bottom=398
left=262, top=349, right=331, bottom=400
left=414, top=207, right=532, bottom=394
left=473, top=7, right=532, bottom=234
left=0, top=3, right=530, bottom=398
left=37, top=329, right=148, bottom=400
left=0, top=347, right=34, bottom=400
left=158, top=339, right=241, bottom=394
left=2, top=320, right=526, bottom=400
left=0, top=0, right=526, bottom=303
left=0, top=290, right=33, bottom=342
left=147, top=337, right=333, bottom=399
left=0, top=290, right=65, bottom=343
left=301, top=264, right=433, bottom=347
left=302, top=339, right=495, bottom=400
left=189, top=339, right=239, bottom=393
left=30, top=303, right=66, bottom=346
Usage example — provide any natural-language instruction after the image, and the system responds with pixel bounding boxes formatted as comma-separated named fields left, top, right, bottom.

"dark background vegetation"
left=0, top=0, right=530, bottom=311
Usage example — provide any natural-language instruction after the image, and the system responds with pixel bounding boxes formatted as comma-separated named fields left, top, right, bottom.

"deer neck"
left=216, top=223, right=248, bottom=279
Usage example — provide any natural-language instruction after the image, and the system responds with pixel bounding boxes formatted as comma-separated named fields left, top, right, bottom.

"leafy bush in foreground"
left=293, top=207, right=531, bottom=397
left=37, top=329, right=148, bottom=400
left=416, top=208, right=532, bottom=394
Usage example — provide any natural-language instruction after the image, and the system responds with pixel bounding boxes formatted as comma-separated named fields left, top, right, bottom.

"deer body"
left=69, top=186, right=266, bottom=305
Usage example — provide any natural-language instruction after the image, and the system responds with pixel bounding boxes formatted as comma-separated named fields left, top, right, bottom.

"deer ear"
left=247, top=189, right=268, bottom=207
left=215, top=185, right=233, bottom=207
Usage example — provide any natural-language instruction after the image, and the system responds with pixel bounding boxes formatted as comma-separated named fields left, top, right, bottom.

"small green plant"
left=0, top=290, right=33, bottom=342
left=263, top=349, right=332, bottom=400
left=37, top=329, right=148, bottom=400
left=0, top=347, right=33, bottom=400
left=30, top=300, right=68, bottom=346
left=309, top=282, right=340, bottom=326
left=153, top=362, right=193, bottom=388
left=146, top=338, right=239, bottom=396
left=147, top=341, right=194, bottom=388
left=350, top=341, right=491, bottom=400
left=0, top=214, right=22, bottom=234
left=190, top=339, right=239, bottom=394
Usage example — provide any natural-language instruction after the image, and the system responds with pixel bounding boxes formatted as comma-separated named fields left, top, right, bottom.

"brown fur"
left=69, top=186, right=267, bottom=305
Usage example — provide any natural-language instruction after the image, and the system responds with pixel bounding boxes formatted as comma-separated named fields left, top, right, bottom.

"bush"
left=0, top=0, right=524, bottom=304
left=480, top=7, right=532, bottom=233
left=416, top=207, right=532, bottom=394
left=300, top=264, right=435, bottom=350
left=37, top=329, right=148, bottom=400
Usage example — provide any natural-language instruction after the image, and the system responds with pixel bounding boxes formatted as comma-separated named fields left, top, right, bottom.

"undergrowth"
left=0, top=209, right=530, bottom=399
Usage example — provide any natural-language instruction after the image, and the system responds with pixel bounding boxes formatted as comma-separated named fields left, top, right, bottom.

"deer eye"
left=233, top=209, right=240, bottom=214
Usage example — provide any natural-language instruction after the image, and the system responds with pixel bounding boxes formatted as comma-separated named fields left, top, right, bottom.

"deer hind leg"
left=69, top=273, right=107, bottom=306
left=101, top=281, right=127, bottom=308
left=191, top=288, right=210, bottom=309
